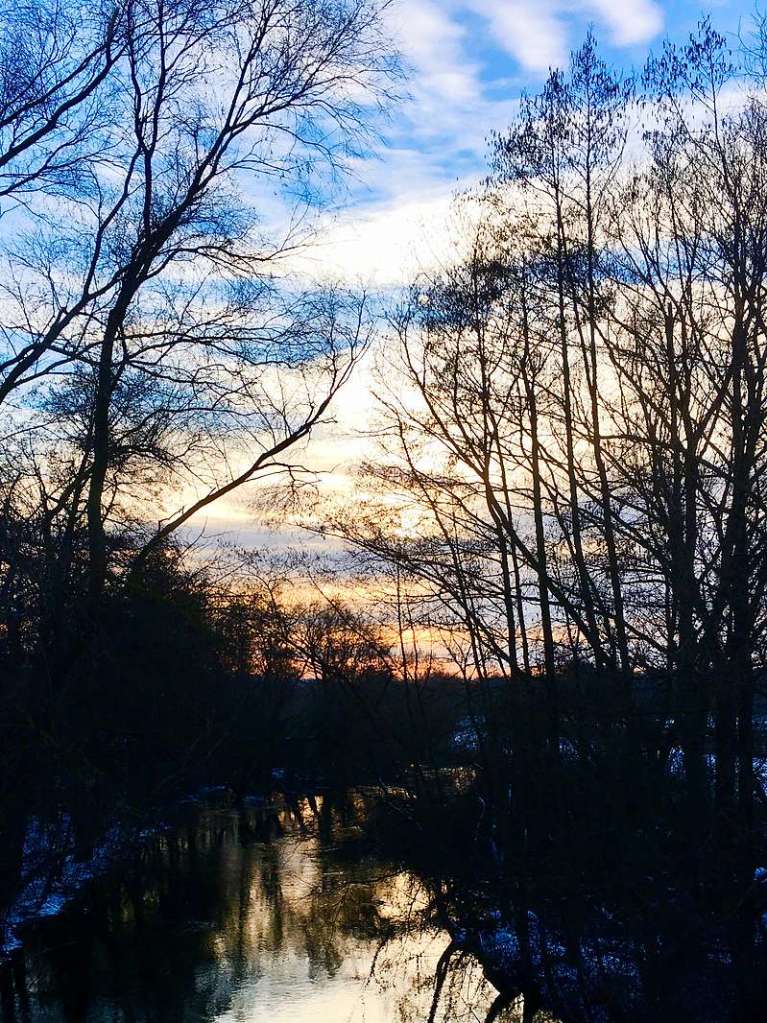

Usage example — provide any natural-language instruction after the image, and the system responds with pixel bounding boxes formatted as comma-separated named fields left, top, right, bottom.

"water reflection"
left=0, top=793, right=528, bottom=1023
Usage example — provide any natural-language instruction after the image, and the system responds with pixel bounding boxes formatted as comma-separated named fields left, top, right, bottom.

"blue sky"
left=296, top=0, right=758, bottom=286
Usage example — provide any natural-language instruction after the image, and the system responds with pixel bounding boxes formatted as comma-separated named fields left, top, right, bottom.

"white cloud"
left=289, top=187, right=471, bottom=286
left=589, top=0, right=664, bottom=47
left=387, top=0, right=480, bottom=104
left=465, top=0, right=569, bottom=71
left=283, top=0, right=670, bottom=292
left=462, top=0, right=664, bottom=72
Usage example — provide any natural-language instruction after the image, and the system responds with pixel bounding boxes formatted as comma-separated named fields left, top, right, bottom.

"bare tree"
left=0, top=0, right=124, bottom=208
left=0, top=0, right=400, bottom=646
left=331, top=21, right=767, bottom=826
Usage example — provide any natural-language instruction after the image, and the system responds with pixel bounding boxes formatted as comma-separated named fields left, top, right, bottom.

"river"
left=0, top=791, right=532, bottom=1023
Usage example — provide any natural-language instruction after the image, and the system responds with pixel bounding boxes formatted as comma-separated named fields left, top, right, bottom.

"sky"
left=194, top=0, right=758, bottom=551
left=302, top=0, right=757, bottom=287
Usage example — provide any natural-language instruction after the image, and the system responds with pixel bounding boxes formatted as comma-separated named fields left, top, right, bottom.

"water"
left=0, top=793, right=514, bottom=1023
left=5, top=786, right=761, bottom=1021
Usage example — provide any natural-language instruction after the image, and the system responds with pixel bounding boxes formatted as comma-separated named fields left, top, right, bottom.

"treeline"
left=333, top=23, right=767, bottom=1014
left=0, top=0, right=404, bottom=935
left=332, top=22, right=767, bottom=834
left=0, top=0, right=398, bottom=669
left=0, top=538, right=475, bottom=936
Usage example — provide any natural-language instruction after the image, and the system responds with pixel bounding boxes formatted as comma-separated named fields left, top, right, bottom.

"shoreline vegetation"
left=3, top=781, right=767, bottom=1022
left=2, top=2, right=767, bottom=1019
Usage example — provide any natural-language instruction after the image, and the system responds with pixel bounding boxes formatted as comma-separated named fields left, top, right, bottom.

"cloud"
left=285, top=174, right=493, bottom=288
left=283, top=0, right=671, bottom=306
left=465, top=1, right=569, bottom=71
left=387, top=0, right=480, bottom=104
left=589, top=0, right=664, bottom=47
left=369, top=0, right=665, bottom=202
left=463, top=0, right=664, bottom=71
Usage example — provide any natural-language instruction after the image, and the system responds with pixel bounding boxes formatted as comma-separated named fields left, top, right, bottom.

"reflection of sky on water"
left=8, top=797, right=521, bottom=1023
left=209, top=831, right=486, bottom=1023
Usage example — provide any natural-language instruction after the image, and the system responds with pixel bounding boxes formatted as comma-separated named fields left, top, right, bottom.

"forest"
left=1, top=1, right=767, bottom=1020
